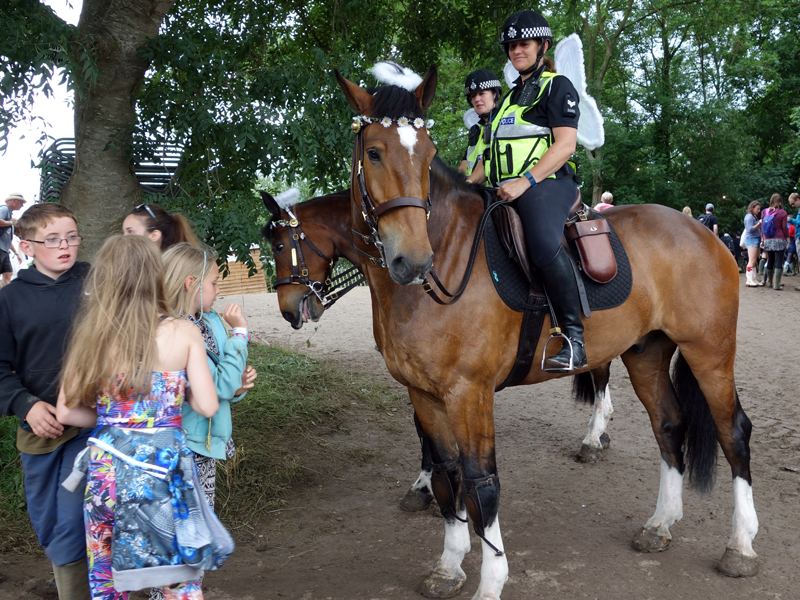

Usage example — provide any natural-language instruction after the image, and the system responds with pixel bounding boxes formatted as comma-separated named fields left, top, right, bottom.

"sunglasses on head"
left=134, top=203, right=157, bottom=220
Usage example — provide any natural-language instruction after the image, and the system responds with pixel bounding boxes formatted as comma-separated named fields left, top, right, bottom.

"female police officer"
left=470, top=10, right=585, bottom=371
left=458, top=69, right=502, bottom=177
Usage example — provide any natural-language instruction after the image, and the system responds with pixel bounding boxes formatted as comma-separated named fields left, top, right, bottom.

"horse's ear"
left=335, top=69, right=374, bottom=115
left=260, top=190, right=282, bottom=218
left=415, top=66, right=437, bottom=111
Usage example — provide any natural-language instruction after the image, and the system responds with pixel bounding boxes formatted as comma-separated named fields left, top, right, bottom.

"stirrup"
left=541, top=331, right=585, bottom=373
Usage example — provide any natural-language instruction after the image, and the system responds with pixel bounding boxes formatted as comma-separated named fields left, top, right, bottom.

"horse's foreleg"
left=621, top=333, right=685, bottom=553
left=400, top=410, right=435, bottom=512
left=410, top=389, right=471, bottom=598
left=578, top=363, right=613, bottom=463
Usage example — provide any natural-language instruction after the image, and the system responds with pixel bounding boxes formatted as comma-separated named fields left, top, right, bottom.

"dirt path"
left=2, top=275, right=799, bottom=600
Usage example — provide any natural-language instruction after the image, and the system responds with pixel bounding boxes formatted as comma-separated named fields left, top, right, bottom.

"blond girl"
left=56, top=236, right=230, bottom=600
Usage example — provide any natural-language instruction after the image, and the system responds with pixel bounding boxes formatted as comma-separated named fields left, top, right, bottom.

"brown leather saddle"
left=491, top=190, right=618, bottom=294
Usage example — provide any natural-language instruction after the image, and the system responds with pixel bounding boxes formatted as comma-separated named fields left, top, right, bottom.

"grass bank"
left=0, top=342, right=402, bottom=552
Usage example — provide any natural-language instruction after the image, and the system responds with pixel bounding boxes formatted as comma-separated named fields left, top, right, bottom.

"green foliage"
left=0, top=416, right=38, bottom=554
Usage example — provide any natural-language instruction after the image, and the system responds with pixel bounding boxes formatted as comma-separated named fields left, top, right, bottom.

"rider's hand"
left=222, top=304, right=248, bottom=329
left=25, top=401, right=64, bottom=439
left=497, top=177, right=532, bottom=202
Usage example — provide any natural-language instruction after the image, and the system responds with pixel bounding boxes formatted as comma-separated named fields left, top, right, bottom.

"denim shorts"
left=744, top=236, right=761, bottom=248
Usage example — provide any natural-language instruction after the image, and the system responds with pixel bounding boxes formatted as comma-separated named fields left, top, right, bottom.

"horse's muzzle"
left=389, top=251, right=433, bottom=285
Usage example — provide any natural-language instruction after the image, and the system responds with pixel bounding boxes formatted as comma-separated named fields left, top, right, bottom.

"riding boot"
left=52, top=559, right=91, bottom=600
left=539, top=246, right=587, bottom=371
left=773, top=269, right=783, bottom=290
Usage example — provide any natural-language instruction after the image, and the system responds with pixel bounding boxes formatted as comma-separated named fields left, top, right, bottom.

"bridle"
left=270, top=207, right=365, bottom=309
left=349, top=117, right=432, bottom=268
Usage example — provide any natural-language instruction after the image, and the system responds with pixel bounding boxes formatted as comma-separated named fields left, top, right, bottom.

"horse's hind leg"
left=576, top=363, right=613, bottom=463
left=410, top=389, right=471, bottom=598
left=400, top=410, right=435, bottom=512
left=672, top=349, right=758, bottom=577
left=620, top=332, right=686, bottom=553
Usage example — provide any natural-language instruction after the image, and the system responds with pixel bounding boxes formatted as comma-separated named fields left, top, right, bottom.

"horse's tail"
left=572, top=371, right=595, bottom=405
left=671, top=351, right=718, bottom=493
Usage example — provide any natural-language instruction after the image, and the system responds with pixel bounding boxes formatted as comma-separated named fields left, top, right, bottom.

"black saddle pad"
left=484, top=214, right=632, bottom=313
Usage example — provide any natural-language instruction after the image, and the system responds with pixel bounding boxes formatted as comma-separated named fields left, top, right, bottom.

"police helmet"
left=500, top=10, right=553, bottom=55
left=464, top=69, right=502, bottom=107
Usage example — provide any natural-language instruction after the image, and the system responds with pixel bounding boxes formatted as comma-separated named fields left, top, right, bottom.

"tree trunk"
left=60, top=0, right=175, bottom=260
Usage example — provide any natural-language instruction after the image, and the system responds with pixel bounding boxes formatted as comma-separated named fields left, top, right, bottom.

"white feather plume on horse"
left=372, top=61, right=423, bottom=91
left=274, top=188, right=301, bottom=209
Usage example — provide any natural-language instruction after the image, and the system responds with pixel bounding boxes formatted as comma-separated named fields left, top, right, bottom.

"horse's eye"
left=274, top=243, right=285, bottom=255
left=367, top=148, right=380, bottom=162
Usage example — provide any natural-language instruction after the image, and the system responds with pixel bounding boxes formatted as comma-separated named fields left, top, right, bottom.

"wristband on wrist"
left=524, top=172, right=537, bottom=187
left=232, top=327, right=249, bottom=341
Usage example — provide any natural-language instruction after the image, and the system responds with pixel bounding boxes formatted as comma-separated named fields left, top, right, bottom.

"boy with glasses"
left=0, top=203, right=92, bottom=599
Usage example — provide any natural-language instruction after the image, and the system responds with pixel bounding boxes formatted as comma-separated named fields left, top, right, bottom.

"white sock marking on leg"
left=728, top=476, right=758, bottom=556
left=644, top=459, right=684, bottom=536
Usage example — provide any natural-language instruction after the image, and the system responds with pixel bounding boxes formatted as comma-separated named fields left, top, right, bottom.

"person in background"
left=122, top=203, right=199, bottom=251
left=759, top=193, right=789, bottom=290
left=458, top=69, right=502, bottom=179
left=697, top=203, right=719, bottom=236
left=783, top=221, right=796, bottom=276
left=682, top=206, right=693, bottom=218
left=743, top=201, right=762, bottom=287
left=786, top=193, right=800, bottom=289
left=0, top=193, right=27, bottom=287
left=592, top=191, right=614, bottom=211
left=0, top=203, right=92, bottom=599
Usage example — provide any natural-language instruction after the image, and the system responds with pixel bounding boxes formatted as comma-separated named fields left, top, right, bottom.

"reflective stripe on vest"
left=487, top=71, right=558, bottom=187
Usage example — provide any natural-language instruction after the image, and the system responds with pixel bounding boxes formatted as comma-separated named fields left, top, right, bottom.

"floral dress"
left=84, top=371, right=233, bottom=600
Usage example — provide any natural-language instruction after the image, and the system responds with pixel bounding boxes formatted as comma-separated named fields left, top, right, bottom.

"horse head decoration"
left=334, top=63, right=438, bottom=285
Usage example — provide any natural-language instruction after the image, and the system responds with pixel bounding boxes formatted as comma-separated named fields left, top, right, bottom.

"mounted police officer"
left=470, top=10, right=586, bottom=371
left=457, top=69, right=502, bottom=178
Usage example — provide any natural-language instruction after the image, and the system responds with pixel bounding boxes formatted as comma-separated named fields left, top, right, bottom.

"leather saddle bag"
left=566, top=218, right=617, bottom=284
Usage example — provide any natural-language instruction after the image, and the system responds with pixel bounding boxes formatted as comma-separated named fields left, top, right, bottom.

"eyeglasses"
left=26, top=235, right=83, bottom=248
left=134, top=203, right=157, bottom=220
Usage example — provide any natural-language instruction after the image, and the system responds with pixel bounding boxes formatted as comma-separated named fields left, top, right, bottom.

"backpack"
left=697, top=213, right=711, bottom=228
left=762, top=209, right=777, bottom=237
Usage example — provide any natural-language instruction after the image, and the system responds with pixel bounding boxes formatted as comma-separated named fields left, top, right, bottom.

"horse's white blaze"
left=644, top=460, right=684, bottom=536
left=471, top=517, right=508, bottom=600
left=397, top=125, right=417, bottom=160
left=728, top=476, right=758, bottom=556
left=583, top=383, right=611, bottom=448
left=433, top=507, right=471, bottom=578
left=410, top=468, right=432, bottom=491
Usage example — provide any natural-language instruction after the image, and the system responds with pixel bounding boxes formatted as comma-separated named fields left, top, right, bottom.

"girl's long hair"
left=61, top=236, right=168, bottom=407
left=128, top=203, right=200, bottom=250
left=746, top=201, right=761, bottom=215
left=162, top=242, right=217, bottom=318
left=769, top=193, right=783, bottom=210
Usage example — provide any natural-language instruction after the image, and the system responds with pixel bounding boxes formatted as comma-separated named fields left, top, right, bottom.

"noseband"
left=271, top=209, right=365, bottom=309
left=350, top=118, right=432, bottom=267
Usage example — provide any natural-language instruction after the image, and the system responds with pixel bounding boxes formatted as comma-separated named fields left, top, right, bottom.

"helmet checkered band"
left=520, top=26, right=551, bottom=39
left=480, top=80, right=501, bottom=90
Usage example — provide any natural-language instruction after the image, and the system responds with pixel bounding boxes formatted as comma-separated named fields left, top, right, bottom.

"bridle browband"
left=350, top=118, right=432, bottom=268
left=271, top=207, right=365, bottom=309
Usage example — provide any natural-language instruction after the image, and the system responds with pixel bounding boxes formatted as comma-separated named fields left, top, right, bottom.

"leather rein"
left=349, top=118, right=507, bottom=306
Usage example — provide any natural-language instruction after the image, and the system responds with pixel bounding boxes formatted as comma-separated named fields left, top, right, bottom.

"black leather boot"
left=539, top=246, right=587, bottom=371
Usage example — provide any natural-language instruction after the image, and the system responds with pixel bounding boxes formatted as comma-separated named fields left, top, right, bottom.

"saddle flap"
left=492, top=205, right=534, bottom=285
left=566, top=218, right=617, bottom=283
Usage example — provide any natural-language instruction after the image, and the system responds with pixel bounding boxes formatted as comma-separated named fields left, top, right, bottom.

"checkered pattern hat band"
left=501, top=25, right=552, bottom=42
left=465, top=79, right=501, bottom=94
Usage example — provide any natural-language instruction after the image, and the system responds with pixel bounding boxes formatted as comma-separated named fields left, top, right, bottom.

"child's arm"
left=183, top=322, right=219, bottom=418
left=208, top=307, right=250, bottom=401
left=234, top=365, right=258, bottom=396
left=56, top=386, right=98, bottom=428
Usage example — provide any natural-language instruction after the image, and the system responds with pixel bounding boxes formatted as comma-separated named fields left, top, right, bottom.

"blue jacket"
left=788, top=214, right=800, bottom=239
left=182, top=310, right=248, bottom=459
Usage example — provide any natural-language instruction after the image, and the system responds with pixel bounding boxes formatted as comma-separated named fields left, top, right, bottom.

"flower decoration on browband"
left=352, top=115, right=434, bottom=132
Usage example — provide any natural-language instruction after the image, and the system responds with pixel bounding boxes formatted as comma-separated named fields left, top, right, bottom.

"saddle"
left=491, top=190, right=618, bottom=289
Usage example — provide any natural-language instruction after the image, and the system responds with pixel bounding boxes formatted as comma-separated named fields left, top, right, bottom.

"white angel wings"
left=503, top=33, right=605, bottom=150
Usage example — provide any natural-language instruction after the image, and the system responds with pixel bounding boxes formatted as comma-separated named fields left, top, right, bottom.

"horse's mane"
left=430, top=155, right=483, bottom=197
left=365, top=84, right=423, bottom=120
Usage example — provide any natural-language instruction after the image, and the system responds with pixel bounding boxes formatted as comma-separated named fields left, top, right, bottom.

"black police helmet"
left=500, top=10, right=553, bottom=56
left=464, top=69, right=502, bottom=107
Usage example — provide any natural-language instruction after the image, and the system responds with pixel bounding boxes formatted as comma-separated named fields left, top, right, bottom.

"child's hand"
left=25, top=401, right=64, bottom=439
left=234, top=365, right=258, bottom=396
left=222, top=304, right=248, bottom=329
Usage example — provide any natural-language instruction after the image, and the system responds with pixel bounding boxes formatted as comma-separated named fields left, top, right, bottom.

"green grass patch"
left=0, top=342, right=403, bottom=551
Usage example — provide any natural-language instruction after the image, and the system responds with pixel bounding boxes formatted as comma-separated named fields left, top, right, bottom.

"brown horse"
left=323, top=66, right=758, bottom=598
left=261, top=191, right=616, bottom=512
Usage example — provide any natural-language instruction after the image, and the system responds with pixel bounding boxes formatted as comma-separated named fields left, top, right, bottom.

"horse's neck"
left=426, top=167, right=485, bottom=259
left=298, top=195, right=358, bottom=265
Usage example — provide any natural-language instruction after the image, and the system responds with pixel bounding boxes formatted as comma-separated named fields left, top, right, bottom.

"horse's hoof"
left=631, top=527, right=671, bottom=552
left=400, top=486, right=434, bottom=512
left=577, top=444, right=602, bottom=463
left=717, top=548, right=759, bottom=577
left=418, top=569, right=467, bottom=598
left=600, top=433, right=611, bottom=448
